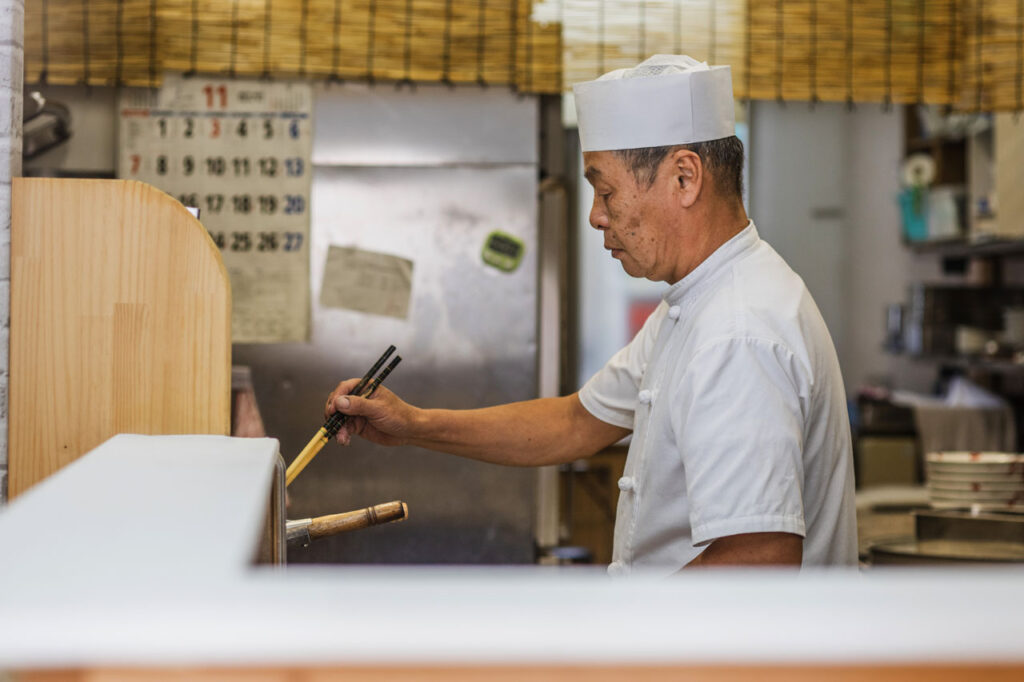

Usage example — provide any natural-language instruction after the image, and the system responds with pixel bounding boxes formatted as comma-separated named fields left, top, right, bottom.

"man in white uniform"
left=326, top=55, right=858, bottom=573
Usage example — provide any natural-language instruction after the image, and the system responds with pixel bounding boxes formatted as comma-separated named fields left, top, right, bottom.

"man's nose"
left=589, top=199, right=608, bottom=230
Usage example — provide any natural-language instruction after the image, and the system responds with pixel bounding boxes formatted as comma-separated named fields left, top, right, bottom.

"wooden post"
left=0, top=0, right=24, bottom=503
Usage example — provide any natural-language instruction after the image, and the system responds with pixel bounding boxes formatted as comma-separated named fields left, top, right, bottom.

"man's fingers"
left=335, top=417, right=365, bottom=445
left=325, top=381, right=396, bottom=446
left=325, top=377, right=363, bottom=418
left=332, top=393, right=378, bottom=418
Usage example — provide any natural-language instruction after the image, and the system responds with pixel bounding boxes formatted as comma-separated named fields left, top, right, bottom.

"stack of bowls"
left=926, top=452, right=1024, bottom=510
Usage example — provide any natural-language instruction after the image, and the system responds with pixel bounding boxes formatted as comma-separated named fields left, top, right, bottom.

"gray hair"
left=612, top=136, right=744, bottom=200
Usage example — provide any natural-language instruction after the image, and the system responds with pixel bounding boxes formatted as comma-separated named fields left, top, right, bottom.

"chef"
left=327, top=55, right=857, bottom=574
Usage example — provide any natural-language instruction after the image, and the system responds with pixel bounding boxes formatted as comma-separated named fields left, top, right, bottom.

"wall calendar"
left=118, top=74, right=312, bottom=343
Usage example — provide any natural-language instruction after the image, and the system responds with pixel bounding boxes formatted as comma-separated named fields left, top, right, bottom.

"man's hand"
left=685, top=532, right=803, bottom=568
left=325, top=378, right=420, bottom=447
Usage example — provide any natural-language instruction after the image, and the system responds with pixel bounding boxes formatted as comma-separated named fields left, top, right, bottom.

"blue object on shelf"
left=899, top=188, right=929, bottom=242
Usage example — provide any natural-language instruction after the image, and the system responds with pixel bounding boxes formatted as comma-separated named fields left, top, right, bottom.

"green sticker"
left=481, top=230, right=525, bottom=273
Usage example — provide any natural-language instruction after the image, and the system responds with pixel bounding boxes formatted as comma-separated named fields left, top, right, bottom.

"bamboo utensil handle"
left=285, top=428, right=329, bottom=486
left=308, top=500, right=409, bottom=539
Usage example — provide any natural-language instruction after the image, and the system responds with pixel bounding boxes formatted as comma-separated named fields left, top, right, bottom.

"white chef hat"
left=573, top=54, right=735, bottom=152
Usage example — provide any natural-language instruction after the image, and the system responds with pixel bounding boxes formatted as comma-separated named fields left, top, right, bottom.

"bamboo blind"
left=544, top=1, right=746, bottom=97
left=25, top=0, right=562, bottom=92
left=546, top=0, right=962, bottom=105
left=22, top=0, right=1024, bottom=110
left=744, top=0, right=961, bottom=106
left=960, top=0, right=1024, bottom=111
left=26, top=0, right=159, bottom=86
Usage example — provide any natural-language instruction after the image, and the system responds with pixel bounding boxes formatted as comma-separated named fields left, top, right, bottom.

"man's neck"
left=667, top=201, right=749, bottom=284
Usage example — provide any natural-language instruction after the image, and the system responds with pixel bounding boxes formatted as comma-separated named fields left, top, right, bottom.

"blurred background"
left=10, top=0, right=1024, bottom=568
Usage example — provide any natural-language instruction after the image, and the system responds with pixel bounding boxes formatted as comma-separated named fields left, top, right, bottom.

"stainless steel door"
left=234, top=83, right=539, bottom=564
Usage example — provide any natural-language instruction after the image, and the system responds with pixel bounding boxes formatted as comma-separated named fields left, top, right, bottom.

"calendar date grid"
left=206, top=229, right=305, bottom=254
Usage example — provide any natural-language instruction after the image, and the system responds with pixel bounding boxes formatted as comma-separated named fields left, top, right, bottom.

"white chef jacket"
left=579, top=222, right=857, bottom=575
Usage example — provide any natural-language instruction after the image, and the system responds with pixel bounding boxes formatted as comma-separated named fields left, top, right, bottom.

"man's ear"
left=670, top=148, right=703, bottom=208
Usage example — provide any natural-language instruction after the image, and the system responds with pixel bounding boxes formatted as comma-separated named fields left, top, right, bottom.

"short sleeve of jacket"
left=674, top=337, right=809, bottom=546
left=577, top=306, right=664, bottom=430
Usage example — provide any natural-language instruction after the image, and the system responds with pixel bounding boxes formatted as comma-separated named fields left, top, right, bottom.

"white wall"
left=750, top=102, right=849, bottom=366
left=751, top=101, right=937, bottom=397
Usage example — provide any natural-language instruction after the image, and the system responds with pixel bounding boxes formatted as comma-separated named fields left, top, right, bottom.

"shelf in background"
left=907, top=237, right=1024, bottom=258
left=906, top=353, right=1024, bottom=373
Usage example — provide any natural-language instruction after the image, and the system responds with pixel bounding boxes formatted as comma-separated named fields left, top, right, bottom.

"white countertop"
left=4, top=566, right=1024, bottom=667
left=0, top=434, right=280, bottom=585
left=2, top=435, right=1023, bottom=669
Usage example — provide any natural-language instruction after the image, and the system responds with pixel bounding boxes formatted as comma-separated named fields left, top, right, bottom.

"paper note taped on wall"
left=320, top=246, right=414, bottom=319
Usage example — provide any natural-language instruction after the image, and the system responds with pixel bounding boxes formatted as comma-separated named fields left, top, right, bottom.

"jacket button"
left=607, top=561, right=627, bottom=577
left=618, top=476, right=635, bottom=492
left=668, top=305, right=681, bottom=320
left=637, top=389, right=652, bottom=404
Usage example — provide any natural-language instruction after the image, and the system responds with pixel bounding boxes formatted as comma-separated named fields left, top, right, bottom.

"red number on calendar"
left=210, top=118, right=221, bottom=138
left=202, top=85, right=228, bottom=109
left=130, top=154, right=140, bottom=174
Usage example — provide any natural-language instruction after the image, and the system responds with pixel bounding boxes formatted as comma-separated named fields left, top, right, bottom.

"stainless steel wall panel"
left=312, top=83, right=538, bottom=166
left=234, top=87, right=539, bottom=564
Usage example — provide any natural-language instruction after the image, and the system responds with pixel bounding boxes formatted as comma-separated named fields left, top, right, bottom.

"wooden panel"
left=994, top=113, right=1024, bottom=239
left=10, top=178, right=231, bottom=497
left=561, top=446, right=627, bottom=565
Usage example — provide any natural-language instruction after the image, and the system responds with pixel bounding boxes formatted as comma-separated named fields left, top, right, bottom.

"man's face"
left=583, top=151, right=679, bottom=282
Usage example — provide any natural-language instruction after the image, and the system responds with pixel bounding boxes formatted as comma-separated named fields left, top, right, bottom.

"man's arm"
left=327, top=380, right=630, bottom=467
left=684, top=532, right=803, bottom=568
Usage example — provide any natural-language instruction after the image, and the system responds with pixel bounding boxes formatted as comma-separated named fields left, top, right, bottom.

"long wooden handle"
left=307, top=500, right=409, bottom=539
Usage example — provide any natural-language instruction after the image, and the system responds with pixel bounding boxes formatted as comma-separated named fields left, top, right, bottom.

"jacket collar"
left=662, top=220, right=759, bottom=306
